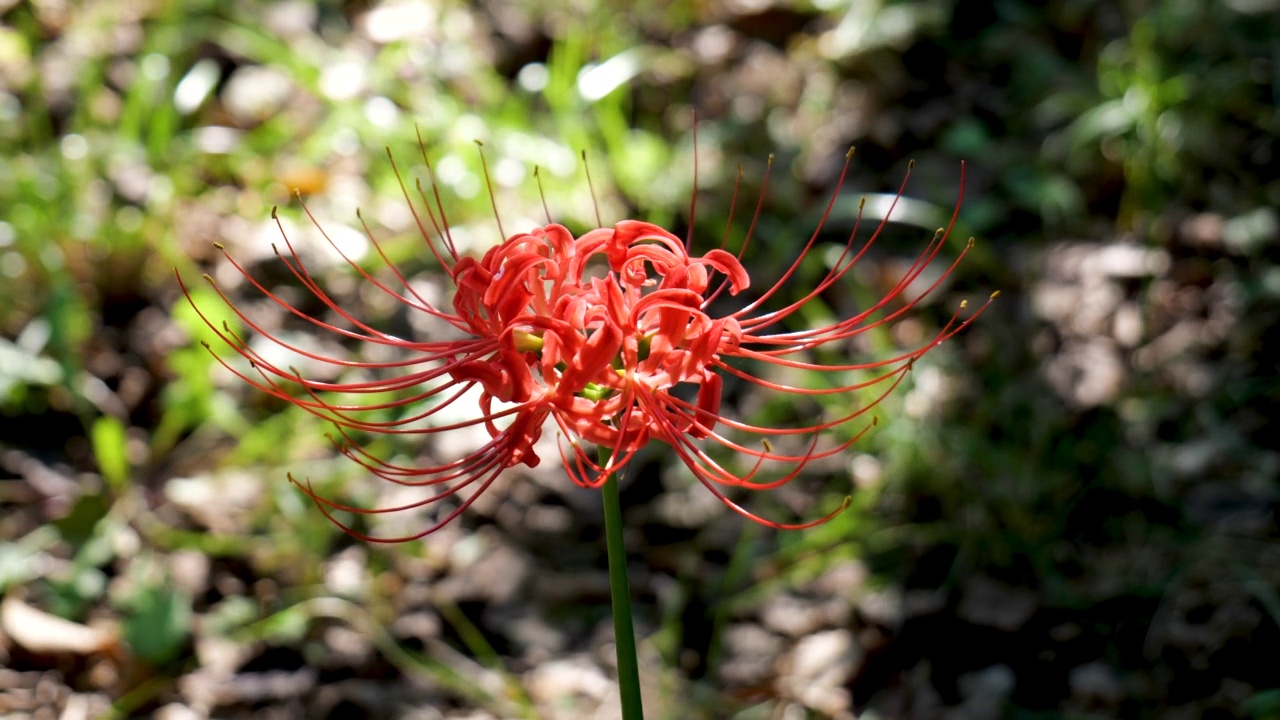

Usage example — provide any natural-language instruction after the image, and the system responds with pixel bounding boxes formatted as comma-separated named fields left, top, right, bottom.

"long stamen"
left=686, top=110, right=698, bottom=251
left=389, top=147, right=455, bottom=277
left=582, top=149, right=603, bottom=229
left=474, top=139, right=506, bottom=241
left=533, top=166, right=552, bottom=225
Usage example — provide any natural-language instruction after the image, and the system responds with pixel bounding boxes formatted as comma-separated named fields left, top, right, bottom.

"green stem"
left=599, top=446, right=644, bottom=720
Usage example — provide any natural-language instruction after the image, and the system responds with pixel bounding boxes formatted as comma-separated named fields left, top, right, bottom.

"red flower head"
left=181, top=143, right=993, bottom=542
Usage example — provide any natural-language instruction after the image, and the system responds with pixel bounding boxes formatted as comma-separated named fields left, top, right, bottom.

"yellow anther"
left=513, top=330, right=544, bottom=353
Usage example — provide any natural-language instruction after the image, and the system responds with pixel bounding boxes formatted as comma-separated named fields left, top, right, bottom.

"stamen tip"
left=844, top=146, right=855, bottom=160
left=270, top=206, right=278, bottom=220
left=201, top=274, right=215, bottom=285
left=907, top=158, right=916, bottom=169
left=762, top=438, right=773, bottom=452
left=990, top=290, right=1001, bottom=300
left=212, top=242, right=224, bottom=250
left=960, top=299, right=969, bottom=310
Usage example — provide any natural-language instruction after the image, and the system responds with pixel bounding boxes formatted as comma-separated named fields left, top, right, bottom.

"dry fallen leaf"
left=1, top=595, right=118, bottom=655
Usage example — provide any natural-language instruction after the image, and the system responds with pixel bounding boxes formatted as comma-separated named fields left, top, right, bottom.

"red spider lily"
left=179, top=142, right=994, bottom=542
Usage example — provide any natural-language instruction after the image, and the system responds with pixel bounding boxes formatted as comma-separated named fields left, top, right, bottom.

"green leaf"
left=122, top=584, right=192, bottom=665
left=90, top=416, right=130, bottom=492
left=52, top=492, right=110, bottom=546
left=1247, top=689, right=1280, bottom=720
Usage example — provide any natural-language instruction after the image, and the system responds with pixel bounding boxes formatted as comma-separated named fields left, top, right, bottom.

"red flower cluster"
left=181, top=147, right=992, bottom=542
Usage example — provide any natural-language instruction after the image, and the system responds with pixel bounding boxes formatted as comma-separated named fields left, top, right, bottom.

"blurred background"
left=1, top=0, right=1278, bottom=718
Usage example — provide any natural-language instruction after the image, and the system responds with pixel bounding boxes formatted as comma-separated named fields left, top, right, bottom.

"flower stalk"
left=599, top=446, right=644, bottom=720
